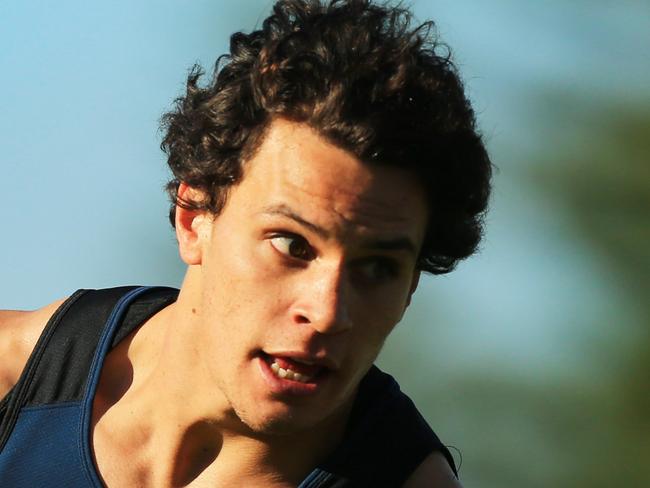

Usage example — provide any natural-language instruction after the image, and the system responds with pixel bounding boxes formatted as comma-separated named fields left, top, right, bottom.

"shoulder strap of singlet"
left=0, top=285, right=179, bottom=451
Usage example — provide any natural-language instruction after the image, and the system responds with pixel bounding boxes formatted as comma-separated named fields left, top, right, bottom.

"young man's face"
left=185, top=119, right=428, bottom=434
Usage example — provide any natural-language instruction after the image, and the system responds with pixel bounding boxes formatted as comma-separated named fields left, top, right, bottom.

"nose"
left=291, top=262, right=353, bottom=335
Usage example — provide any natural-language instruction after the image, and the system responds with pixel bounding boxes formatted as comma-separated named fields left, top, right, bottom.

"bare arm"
left=402, top=451, right=463, bottom=488
left=0, top=299, right=66, bottom=399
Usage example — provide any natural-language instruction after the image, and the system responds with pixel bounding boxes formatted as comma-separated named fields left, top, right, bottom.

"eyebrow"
left=261, top=204, right=329, bottom=238
left=261, top=204, right=418, bottom=256
left=360, top=236, right=418, bottom=256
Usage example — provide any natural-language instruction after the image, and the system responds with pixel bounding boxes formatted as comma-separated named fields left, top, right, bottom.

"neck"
left=93, top=271, right=351, bottom=486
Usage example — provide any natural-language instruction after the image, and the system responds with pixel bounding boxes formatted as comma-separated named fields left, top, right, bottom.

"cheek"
left=351, top=304, right=400, bottom=348
left=201, top=238, right=287, bottom=332
left=353, top=284, right=410, bottom=325
left=346, top=289, right=409, bottom=360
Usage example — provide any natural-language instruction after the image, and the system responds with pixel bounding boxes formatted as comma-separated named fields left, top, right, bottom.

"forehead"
left=235, top=119, right=427, bottom=241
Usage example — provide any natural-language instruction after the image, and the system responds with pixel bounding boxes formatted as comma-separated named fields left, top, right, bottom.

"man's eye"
left=352, top=258, right=399, bottom=283
left=269, top=235, right=314, bottom=260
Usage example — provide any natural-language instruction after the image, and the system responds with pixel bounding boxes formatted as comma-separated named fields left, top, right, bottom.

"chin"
left=234, top=392, right=349, bottom=437
left=237, top=405, right=321, bottom=436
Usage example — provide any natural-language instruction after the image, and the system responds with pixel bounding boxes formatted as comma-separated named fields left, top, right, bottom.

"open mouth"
left=260, top=352, right=329, bottom=385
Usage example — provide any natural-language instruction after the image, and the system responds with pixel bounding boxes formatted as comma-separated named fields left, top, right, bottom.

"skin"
left=0, top=119, right=461, bottom=486
left=0, top=300, right=66, bottom=396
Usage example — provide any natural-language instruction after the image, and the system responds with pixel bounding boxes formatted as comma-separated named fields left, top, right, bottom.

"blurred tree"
left=379, top=99, right=650, bottom=488
left=533, top=100, right=650, bottom=486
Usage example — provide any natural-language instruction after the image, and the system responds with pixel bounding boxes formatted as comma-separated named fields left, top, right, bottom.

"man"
left=0, top=0, right=491, bottom=486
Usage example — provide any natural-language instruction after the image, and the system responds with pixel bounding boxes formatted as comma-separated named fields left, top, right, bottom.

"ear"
left=175, top=183, right=210, bottom=265
left=405, top=270, right=421, bottom=309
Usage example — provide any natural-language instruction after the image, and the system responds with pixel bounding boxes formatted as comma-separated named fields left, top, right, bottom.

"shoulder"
left=353, top=368, right=460, bottom=486
left=402, top=451, right=463, bottom=488
left=0, top=298, right=66, bottom=398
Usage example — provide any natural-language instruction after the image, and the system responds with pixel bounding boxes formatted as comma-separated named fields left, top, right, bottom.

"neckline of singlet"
left=72, top=286, right=342, bottom=487
left=70, top=286, right=451, bottom=487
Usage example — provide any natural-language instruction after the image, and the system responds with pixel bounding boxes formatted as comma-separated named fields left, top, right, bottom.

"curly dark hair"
left=160, top=0, right=492, bottom=274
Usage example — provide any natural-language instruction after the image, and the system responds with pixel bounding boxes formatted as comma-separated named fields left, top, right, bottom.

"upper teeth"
left=270, top=360, right=313, bottom=383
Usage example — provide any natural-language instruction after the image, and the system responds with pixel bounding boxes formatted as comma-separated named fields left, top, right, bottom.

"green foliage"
left=380, top=99, right=650, bottom=487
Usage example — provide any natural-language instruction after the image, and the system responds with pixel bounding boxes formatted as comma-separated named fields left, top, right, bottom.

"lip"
left=257, top=353, right=331, bottom=397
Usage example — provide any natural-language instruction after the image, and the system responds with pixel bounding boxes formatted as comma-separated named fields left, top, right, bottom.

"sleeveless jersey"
left=0, top=286, right=457, bottom=487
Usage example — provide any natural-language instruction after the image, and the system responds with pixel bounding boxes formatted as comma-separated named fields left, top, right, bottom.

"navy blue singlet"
left=0, top=286, right=457, bottom=487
